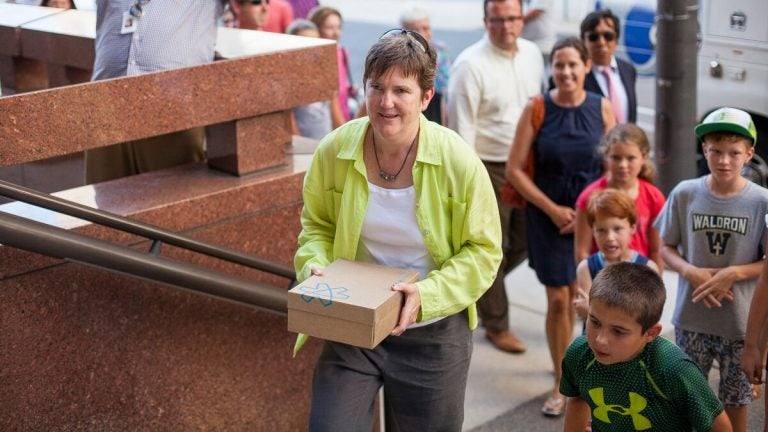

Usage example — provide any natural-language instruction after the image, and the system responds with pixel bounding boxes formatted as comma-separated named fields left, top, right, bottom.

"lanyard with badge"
left=121, top=0, right=150, bottom=34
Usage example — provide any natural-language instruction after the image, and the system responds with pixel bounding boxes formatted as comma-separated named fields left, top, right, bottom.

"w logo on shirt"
left=705, top=231, right=731, bottom=256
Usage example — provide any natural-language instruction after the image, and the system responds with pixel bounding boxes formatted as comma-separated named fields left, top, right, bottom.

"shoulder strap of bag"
left=531, top=94, right=545, bottom=133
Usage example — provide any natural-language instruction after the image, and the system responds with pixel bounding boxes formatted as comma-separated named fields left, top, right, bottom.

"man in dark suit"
left=581, top=9, right=637, bottom=123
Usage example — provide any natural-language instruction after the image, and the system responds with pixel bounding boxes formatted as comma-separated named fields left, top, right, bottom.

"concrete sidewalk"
left=463, top=260, right=765, bottom=431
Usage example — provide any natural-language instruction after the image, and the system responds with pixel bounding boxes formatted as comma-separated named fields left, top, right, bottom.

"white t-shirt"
left=357, top=183, right=436, bottom=277
left=521, top=0, right=560, bottom=55
left=357, top=182, right=441, bottom=328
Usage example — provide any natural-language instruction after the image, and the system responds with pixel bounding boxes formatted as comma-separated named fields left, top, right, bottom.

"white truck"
left=602, top=0, right=768, bottom=185
left=696, top=1, right=768, bottom=184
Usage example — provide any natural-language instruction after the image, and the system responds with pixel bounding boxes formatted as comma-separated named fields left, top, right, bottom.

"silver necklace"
left=372, top=132, right=417, bottom=182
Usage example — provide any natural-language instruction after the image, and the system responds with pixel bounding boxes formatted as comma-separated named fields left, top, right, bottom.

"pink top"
left=262, top=0, right=294, bottom=33
left=336, top=46, right=351, bottom=121
left=576, top=176, right=666, bottom=257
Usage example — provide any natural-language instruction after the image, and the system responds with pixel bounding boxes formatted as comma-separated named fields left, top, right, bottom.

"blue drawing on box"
left=299, top=282, right=350, bottom=307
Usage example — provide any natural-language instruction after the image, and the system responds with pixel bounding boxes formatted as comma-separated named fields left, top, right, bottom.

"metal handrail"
left=0, top=180, right=296, bottom=282
left=0, top=180, right=296, bottom=314
left=0, top=211, right=287, bottom=313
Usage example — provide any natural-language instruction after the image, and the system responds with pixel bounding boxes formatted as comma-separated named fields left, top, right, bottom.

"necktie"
left=601, top=66, right=624, bottom=124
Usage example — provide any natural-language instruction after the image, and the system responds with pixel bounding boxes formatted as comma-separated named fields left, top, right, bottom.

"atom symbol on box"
left=299, top=282, right=350, bottom=307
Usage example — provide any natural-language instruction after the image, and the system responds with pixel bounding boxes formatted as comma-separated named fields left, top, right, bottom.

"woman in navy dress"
left=506, top=37, right=616, bottom=417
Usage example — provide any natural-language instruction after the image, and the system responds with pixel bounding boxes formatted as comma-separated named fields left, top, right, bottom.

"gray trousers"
left=308, top=312, right=472, bottom=432
left=477, top=161, right=528, bottom=332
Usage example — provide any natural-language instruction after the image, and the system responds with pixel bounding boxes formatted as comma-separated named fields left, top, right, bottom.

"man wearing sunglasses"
left=580, top=9, right=638, bottom=124
left=229, top=0, right=270, bottom=31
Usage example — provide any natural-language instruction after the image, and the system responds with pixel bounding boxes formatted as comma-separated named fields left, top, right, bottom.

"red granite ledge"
left=0, top=265, right=322, bottom=430
left=0, top=43, right=337, bottom=167
left=158, top=204, right=303, bottom=287
left=0, top=155, right=308, bottom=280
left=0, top=199, right=303, bottom=291
left=207, top=110, right=293, bottom=175
left=0, top=28, right=21, bottom=56
left=0, top=55, right=18, bottom=91
left=0, top=3, right=69, bottom=56
left=21, top=29, right=95, bottom=69
left=11, top=56, right=49, bottom=92
left=86, top=162, right=305, bottom=230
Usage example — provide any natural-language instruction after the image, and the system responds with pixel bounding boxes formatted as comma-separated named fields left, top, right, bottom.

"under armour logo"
left=298, top=282, right=350, bottom=307
left=589, top=388, right=652, bottom=430
left=706, top=231, right=731, bottom=256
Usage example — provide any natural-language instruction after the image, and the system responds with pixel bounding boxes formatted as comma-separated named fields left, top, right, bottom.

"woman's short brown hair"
left=363, top=31, right=437, bottom=96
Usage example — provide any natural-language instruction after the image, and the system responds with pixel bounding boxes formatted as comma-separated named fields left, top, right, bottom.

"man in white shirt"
left=86, top=0, right=224, bottom=184
left=448, top=0, right=544, bottom=354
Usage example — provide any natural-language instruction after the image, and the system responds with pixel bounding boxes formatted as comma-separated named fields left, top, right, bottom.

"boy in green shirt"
left=561, top=262, right=732, bottom=431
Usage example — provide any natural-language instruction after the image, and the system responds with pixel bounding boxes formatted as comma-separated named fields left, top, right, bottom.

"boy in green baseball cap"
left=654, top=106, right=767, bottom=431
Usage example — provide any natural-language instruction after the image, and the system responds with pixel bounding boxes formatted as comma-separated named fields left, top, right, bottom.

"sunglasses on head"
left=380, top=28, right=429, bottom=54
left=587, top=31, right=617, bottom=42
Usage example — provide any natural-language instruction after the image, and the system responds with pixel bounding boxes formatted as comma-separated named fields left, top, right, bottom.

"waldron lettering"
left=692, top=213, right=748, bottom=235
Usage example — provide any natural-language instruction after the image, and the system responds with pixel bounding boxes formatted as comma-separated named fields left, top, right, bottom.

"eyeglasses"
left=237, top=0, right=269, bottom=5
left=586, top=31, right=617, bottom=42
left=486, top=16, right=523, bottom=26
left=380, top=28, right=429, bottom=54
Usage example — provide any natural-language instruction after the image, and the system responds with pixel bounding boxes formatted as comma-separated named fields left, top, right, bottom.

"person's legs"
left=725, top=406, right=748, bottom=432
left=85, top=128, right=205, bottom=184
left=675, top=330, right=747, bottom=429
left=542, top=282, right=576, bottom=416
left=478, top=161, right=525, bottom=353
left=506, top=206, right=528, bottom=270
left=477, top=162, right=511, bottom=333
left=382, top=313, right=472, bottom=432
left=716, top=338, right=752, bottom=432
left=134, top=127, right=205, bottom=172
left=84, top=141, right=138, bottom=184
left=308, top=341, right=382, bottom=432
left=675, top=328, right=716, bottom=376
left=760, top=366, right=768, bottom=432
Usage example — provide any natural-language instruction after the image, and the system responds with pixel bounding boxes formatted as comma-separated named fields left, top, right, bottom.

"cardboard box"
left=287, top=259, right=419, bottom=349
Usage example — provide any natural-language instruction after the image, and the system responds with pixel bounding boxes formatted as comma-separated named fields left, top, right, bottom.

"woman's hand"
left=390, top=282, right=421, bottom=336
left=547, top=205, right=576, bottom=234
left=742, top=343, right=765, bottom=386
left=574, top=209, right=593, bottom=263
left=310, top=266, right=324, bottom=277
left=572, top=287, right=589, bottom=320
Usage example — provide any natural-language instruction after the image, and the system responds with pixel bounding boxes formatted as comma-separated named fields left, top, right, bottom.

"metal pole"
left=654, top=0, right=699, bottom=195
left=0, top=179, right=296, bottom=281
left=0, top=211, right=288, bottom=314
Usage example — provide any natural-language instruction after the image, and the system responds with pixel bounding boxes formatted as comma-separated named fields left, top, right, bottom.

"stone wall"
left=0, top=14, right=337, bottom=429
